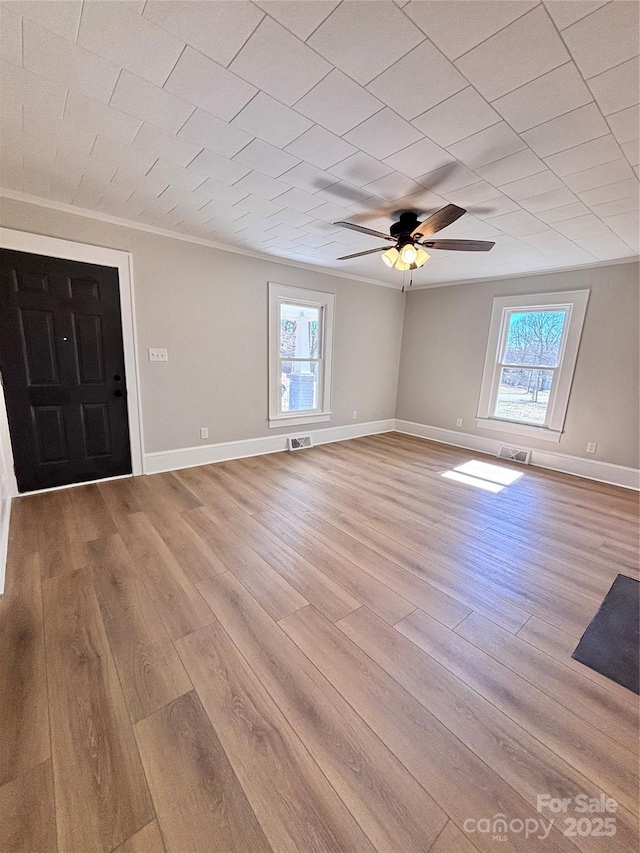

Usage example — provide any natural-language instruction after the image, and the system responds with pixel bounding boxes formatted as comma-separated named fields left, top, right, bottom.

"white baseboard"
left=143, top=419, right=396, bottom=475
left=0, top=494, right=11, bottom=595
left=394, top=419, right=640, bottom=491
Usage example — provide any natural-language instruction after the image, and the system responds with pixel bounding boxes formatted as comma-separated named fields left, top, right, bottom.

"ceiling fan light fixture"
left=381, top=247, right=399, bottom=268
left=399, top=243, right=418, bottom=265
left=415, top=247, right=430, bottom=267
left=394, top=258, right=411, bottom=271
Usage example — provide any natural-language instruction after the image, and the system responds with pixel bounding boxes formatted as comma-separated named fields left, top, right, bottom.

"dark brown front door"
left=0, top=248, right=132, bottom=492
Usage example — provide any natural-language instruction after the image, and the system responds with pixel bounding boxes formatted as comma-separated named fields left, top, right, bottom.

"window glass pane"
left=280, top=303, right=320, bottom=358
left=280, top=360, right=319, bottom=412
left=494, top=367, right=554, bottom=424
left=503, top=310, right=567, bottom=367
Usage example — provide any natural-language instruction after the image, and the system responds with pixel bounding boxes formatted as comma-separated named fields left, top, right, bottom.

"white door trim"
left=0, top=227, right=144, bottom=494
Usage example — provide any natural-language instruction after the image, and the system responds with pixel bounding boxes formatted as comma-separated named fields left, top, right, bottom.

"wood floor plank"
left=395, top=609, right=638, bottom=815
left=88, top=535, right=192, bottom=723
left=255, top=509, right=415, bottom=625
left=331, top=606, right=640, bottom=853
left=217, top=506, right=361, bottom=622
left=455, top=611, right=639, bottom=751
left=0, top=760, right=57, bottom=853
left=185, top=506, right=308, bottom=621
left=113, top=820, right=165, bottom=853
left=69, top=483, right=118, bottom=541
left=110, top=509, right=214, bottom=641
left=430, top=820, right=480, bottom=853
left=135, top=691, right=272, bottom=853
left=301, top=511, right=516, bottom=631
left=43, top=568, right=154, bottom=851
left=0, top=540, right=49, bottom=785
left=517, top=616, right=639, bottom=706
left=281, top=605, right=586, bottom=853
left=127, top=476, right=228, bottom=582
left=173, top=465, right=250, bottom=516
left=31, top=489, right=86, bottom=578
left=177, top=622, right=374, bottom=853
left=98, top=478, right=143, bottom=516
left=196, top=572, right=448, bottom=853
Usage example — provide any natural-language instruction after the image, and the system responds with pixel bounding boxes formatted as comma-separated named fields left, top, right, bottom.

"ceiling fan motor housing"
left=389, top=212, right=422, bottom=241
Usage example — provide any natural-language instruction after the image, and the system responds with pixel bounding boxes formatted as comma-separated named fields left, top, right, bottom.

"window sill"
left=475, top=418, right=562, bottom=443
left=269, top=412, right=331, bottom=429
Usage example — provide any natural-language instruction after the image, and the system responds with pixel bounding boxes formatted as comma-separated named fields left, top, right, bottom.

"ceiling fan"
left=334, top=205, right=495, bottom=271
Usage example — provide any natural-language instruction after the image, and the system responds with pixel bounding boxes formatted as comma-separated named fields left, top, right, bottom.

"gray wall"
left=396, top=262, right=640, bottom=469
left=0, top=197, right=405, bottom=453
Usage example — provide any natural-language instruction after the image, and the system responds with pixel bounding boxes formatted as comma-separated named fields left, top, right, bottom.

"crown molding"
left=0, top=188, right=402, bottom=290
left=408, top=255, right=639, bottom=290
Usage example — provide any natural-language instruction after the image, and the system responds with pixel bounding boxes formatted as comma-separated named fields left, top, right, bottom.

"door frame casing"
left=0, top=227, right=144, bottom=495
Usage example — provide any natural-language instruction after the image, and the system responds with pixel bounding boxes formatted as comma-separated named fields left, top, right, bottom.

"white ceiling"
left=0, top=0, right=638, bottom=287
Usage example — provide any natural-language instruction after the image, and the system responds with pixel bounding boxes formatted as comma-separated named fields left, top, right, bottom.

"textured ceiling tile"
left=405, top=0, right=537, bottom=61
left=384, top=136, right=454, bottom=179
left=78, top=1, right=184, bottom=86
left=143, top=0, right=264, bottom=67
left=521, top=103, right=610, bottom=157
left=417, top=162, right=480, bottom=193
left=344, top=108, right=423, bottom=161
left=621, top=138, right=640, bottom=167
left=187, top=148, right=251, bottom=184
left=544, top=134, right=623, bottom=176
left=562, top=1, right=640, bottom=79
left=0, top=7, right=23, bottom=67
left=253, top=1, right=339, bottom=40
left=367, top=41, right=466, bottom=120
left=536, top=202, right=591, bottom=223
left=233, top=171, right=290, bottom=200
left=285, top=125, right=357, bottom=169
left=328, top=152, right=393, bottom=187
left=455, top=7, right=569, bottom=101
left=230, top=17, right=331, bottom=106
left=361, top=171, right=423, bottom=202
left=63, top=91, right=142, bottom=144
left=231, top=92, right=312, bottom=148
left=592, top=194, right=639, bottom=218
left=579, top=178, right=640, bottom=206
left=164, top=47, right=257, bottom=122
left=178, top=109, right=252, bottom=158
left=573, top=232, right=636, bottom=260
left=412, top=87, right=500, bottom=147
left=294, top=70, right=383, bottom=136
left=279, top=162, right=338, bottom=193
left=4, top=0, right=82, bottom=41
left=563, top=159, right=637, bottom=192
left=553, top=214, right=611, bottom=239
left=608, top=105, right=640, bottom=145
left=308, top=0, right=424, bottom=85
left=1, top=60, right=67, bottom=121
left=588, top=56, right=639, bottom=117
left=517, top=186, right=580, bottom=212
left=110, top=71, right=194, bottom=134
left=274, top=187, right=324, bottom=212
left=315, top=181, right=374, bottom=206
left=447, top=122, right=526, bottom=169
left=193, top=178, right=249, bottom=208
left=492, top=62, right=593, bottom=133
left=23, top=20, right=119, bottom=104
left=133, top=122, right=202, bottom=167
left=543, top=0, right=609, bottom=30
left=498, top=170, right=565, bottom=200
left=476, top=150, right=546, bottom=186
left=235, top=193, right=285, bottom=218
left=234, top=137, right=301, bottom=177
left=445, top=181, right=502, bottom=206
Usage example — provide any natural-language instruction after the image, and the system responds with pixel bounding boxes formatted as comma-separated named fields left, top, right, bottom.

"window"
left=268, top=283, right=334, bottom=428
left=476, top=290, right=589, bottom=442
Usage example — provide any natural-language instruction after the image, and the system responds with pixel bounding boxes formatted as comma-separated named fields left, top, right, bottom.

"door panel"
left=0, top=249, right=132, bottom=492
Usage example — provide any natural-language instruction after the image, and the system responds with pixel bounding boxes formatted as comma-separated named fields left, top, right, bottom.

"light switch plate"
left=149, top=348, right=168, bottom=362
left=586, top=441, right=597, bottom=454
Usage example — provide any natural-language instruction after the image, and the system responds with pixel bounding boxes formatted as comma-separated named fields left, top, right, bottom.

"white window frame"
left=476, top=290, right=589, bottom=443
left=268, top=282, right=334, bottom=429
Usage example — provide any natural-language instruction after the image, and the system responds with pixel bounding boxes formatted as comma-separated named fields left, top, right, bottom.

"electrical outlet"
left=200, top=427, right=208, bottom=440
left=456, top=418, right=463, bottom=427
left=586, top=441, right=597, bottom=454
left=352, top=410, right=357, bottom=420
left=149, top=348, right=168, bottom=362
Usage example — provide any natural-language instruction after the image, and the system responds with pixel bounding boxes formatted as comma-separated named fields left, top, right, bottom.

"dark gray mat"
left=572, top=574, right=639, bottom=695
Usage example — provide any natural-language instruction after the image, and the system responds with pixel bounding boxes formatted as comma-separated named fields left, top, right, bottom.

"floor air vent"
left=497, top=445, right=531, bottom=464
left=288, top=435, right=313, bottom=451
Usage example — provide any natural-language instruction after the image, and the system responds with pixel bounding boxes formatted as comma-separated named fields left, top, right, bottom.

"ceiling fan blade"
left=411, top=204, right=466, bottom=239
left=334, top=221, right=395, bottom=241
left=421, top=239, right=495, bottom=252
left=336, top=247, right=390, bottom=260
